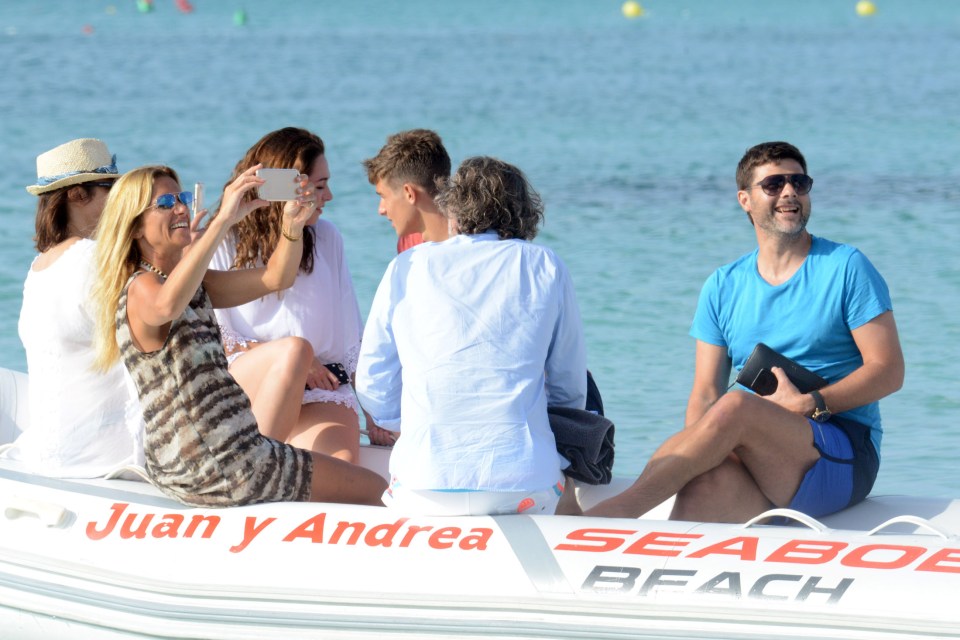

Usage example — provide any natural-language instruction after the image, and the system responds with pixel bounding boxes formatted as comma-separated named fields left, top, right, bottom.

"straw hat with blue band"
left=26, top=138, right=121, bottom=195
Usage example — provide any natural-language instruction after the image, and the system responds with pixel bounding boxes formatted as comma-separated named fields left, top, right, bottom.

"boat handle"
left=4, top=496, right=71, bottom=528
left=742, top=508, right=828, bottom=533
left=865, top=516, right=951, bottom=539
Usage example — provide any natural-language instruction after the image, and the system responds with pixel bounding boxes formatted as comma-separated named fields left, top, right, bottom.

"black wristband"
left=810, top=389, right=831, bottom=423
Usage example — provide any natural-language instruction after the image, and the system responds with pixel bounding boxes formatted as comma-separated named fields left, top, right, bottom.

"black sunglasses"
left=749, top=173, right=813, bottom=196
left=89, top=181, right=116, bottom=190
left=152, top=191, right=194, bottom=210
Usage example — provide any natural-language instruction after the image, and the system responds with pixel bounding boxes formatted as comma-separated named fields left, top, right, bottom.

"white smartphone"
left=256, top=168, right=300, bottom=201
left=192, top=182, right=203, bottom=218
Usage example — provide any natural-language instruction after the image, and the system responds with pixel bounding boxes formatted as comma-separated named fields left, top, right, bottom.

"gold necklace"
left=139, top=259, right=168, bottom=279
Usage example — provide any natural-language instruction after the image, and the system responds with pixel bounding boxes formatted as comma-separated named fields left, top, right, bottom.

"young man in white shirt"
left=356, top=156, right=587, bottom=516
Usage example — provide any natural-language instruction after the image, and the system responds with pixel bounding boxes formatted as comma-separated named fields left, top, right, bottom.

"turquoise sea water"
left=0, top=0, right=957, bottom=498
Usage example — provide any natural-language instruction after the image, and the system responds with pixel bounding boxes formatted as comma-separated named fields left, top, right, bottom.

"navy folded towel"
left=548, top=406, right=615, bottom=485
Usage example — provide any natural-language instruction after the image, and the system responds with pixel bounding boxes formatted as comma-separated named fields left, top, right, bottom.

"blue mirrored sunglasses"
left=153, top=191, right=194, bottom=210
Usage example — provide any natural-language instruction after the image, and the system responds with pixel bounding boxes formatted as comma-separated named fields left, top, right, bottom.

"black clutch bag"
left=736, top=343, right=827, bottom=396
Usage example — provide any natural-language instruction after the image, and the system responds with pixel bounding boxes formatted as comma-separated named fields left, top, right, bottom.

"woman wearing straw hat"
left=3, top=138, right=143, bottom=478
left=89, top=164, right=386, bottom=507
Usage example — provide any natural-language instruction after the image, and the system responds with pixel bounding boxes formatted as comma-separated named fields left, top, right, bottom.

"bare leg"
left=229, top=337, right=313, bottom=442
left=287, top=401, right=361, bottom=463
left=308, top=451, right=387, bottom=506
left=584, top=391, right=819, bottom=520
left=669, top=455, right=774, bottom=523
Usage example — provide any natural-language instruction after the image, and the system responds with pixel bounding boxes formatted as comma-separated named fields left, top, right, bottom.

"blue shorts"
left=788, top=416, right=879, bottom=517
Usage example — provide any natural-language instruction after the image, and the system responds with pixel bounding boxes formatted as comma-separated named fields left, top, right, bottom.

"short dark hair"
left=362, top=129, right=451, bottom=197
left=435, top=156, right=543, bottom=241
left=736, top=141, right=808, bottom=190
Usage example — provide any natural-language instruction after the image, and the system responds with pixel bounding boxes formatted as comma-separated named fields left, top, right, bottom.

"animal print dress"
left=117, top=274, right=312, bottom=507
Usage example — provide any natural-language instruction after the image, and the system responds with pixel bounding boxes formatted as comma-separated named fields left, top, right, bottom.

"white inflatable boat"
left=1, top=366, right=958, bottom=639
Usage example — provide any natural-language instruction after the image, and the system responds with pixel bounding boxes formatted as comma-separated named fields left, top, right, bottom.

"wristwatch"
left=810, top=389, right=832, bottom=423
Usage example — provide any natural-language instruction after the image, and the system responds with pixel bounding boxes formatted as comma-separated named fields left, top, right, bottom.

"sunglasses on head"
left=152, top=191, right=194, bottom=210
left=749, top=173, right=814, bottom=196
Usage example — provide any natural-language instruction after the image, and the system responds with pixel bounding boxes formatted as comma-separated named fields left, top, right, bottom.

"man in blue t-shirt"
left=587, top=141, right=904, bottom=522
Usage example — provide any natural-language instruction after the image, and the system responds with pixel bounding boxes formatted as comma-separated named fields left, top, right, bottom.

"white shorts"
left=383, top=478, right=565, bottom=516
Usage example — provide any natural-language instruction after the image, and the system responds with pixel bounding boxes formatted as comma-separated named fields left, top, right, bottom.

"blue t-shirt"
left=690, top=236, right=892, bottom=454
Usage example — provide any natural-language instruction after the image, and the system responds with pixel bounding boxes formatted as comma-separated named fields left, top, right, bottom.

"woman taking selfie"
left=90, top=164, right=385, bottom=507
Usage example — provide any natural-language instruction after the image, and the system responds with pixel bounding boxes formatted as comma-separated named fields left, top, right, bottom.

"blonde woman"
left=91, top=164, right=385, bottom=507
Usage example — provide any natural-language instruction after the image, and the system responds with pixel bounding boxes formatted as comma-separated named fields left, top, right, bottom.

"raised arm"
left=127, top=167, right=315, bottom=352
left=204, top=174, right=315, bottom=308
left=128, top=166, right=273, bottom=327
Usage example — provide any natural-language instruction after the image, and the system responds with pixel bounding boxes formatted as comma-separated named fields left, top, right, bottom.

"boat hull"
left=2, top=367, right=959, bottom=638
